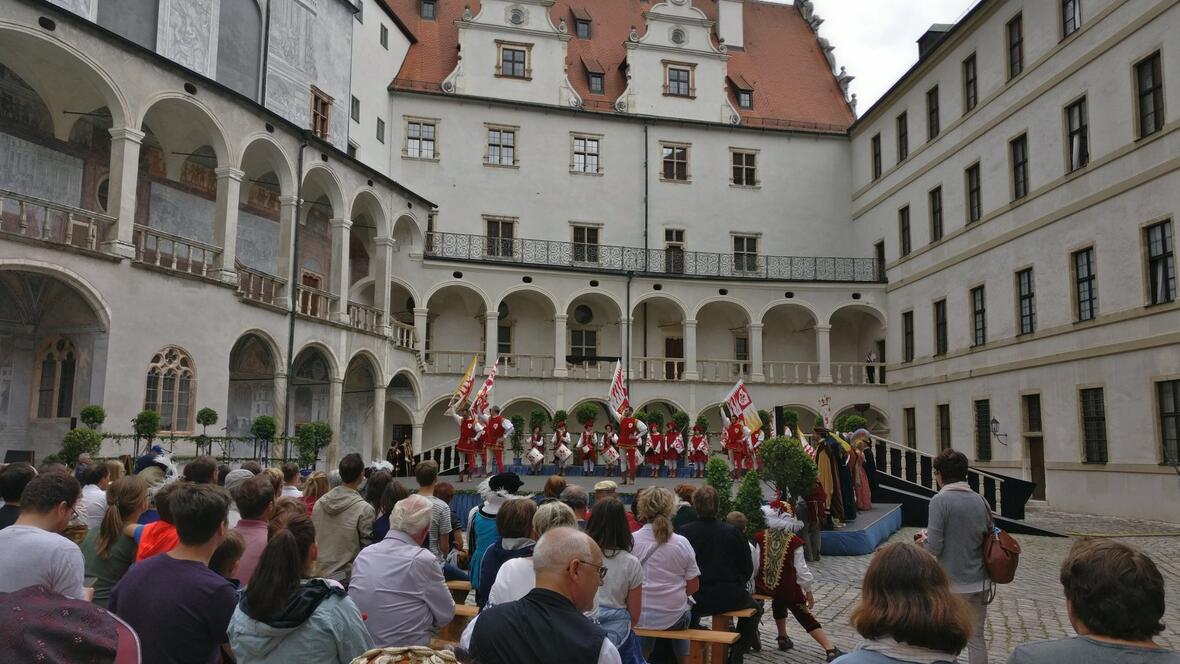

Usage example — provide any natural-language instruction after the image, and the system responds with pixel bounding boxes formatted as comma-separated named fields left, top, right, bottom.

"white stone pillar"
left=101, top=127, right=144, bottom=258
left=329, top=217, right=352, bottom=323
left=683, top=319, right=699, bottom=381
left=213, top=166, right=245, bottom=284
left=412, top=422, right=424, bottom=456
left=749, top=322, right=765, bottom=382
left=619, top=317, right=631, bottom=379
left=327, top=378, right=344, bottom=469
left=372, top=384, right=387, bottom=461
left=273, top=372, right=288, bottom=437
left=373, top=237, right=394, bottom=336
left=816, top=324, right=833, bottom=384
left=276, top=195, right=299, bottom=307
left=553, top=313, right=568, bottom=378
left=484, top=310, right=499, bottom=373
left=413, top=307, right=429, bottom=353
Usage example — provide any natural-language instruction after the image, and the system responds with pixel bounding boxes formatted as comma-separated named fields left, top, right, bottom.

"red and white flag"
left=608, top=361, right=630, bottom=414
left=725, top=381, right=762, bottom=432
left=471, top=362, right=499, bottom=418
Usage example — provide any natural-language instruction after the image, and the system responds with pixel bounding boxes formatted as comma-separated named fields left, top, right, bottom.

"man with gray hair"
left=348, top=493, right=455, bottom=647
left=462, top=527, right=621, bottom=664
left=560, top=484, right=590, bottom=528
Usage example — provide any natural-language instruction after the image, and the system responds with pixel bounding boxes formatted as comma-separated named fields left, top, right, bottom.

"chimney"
left=917, top=24, right=953, bottom=59
left=717, top=0, right=744, bottom=49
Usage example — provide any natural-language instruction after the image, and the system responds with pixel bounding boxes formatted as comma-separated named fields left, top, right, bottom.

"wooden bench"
left=438, top=603, right=479, bottom=643
left=446, top=579, right=472, bottom=604
left=706, top=608, right=757, bottom=662
left=753, top=594, right=772, bottom=602
left=446, top=580, right=472, bottom=591
left=633, top=628, right=739, bottom=664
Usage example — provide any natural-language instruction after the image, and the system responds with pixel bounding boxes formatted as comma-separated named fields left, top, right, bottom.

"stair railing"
left=869, top=434, right=1006, bottom=515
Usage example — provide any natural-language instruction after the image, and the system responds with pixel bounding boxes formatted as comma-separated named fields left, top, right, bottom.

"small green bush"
left=62, top=428, right=104, bottom=465
left=196, top=407, right=219, bottom=429
left=781, top=409, right=799, bottom=433
left=529, top=409, right=549, bottom=432
left=294, top=421, right=332, bottom=469
left=574, top=403, right=598, bottom=426
left=695, top=414, right=710, bottom=433
left=251, top=415, right=277, bottom=441
left=553, top=409, right=568, bottom=426
left=705, top=457, right=734, bottom=516
left=756, top=409, right=772, bottom=432
left=643, top=410, right=664, bottom=427
left=734, top=470, right=767, bottom=535
left=133, top=410, right=162, bottom=446
left=79, top=405, right=106, bottom=430
left=761, top=436, right=818, bottom=500
left=510, top=415, right=526, bottom=455
left=671, top=410, right=690, bottom=433
left=834, top=414, right=868, bottom=434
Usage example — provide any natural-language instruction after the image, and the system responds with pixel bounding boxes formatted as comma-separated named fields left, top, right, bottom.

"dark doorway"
left=664, top=337, right=684, bottom=380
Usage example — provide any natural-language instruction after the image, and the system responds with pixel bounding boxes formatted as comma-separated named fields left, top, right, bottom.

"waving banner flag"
left=447, top=355, right=480, bottom=411
left=818, top=395, right=833, bottom=429
left=608, top=361, right=630, bottom=414
left=725, top=380, right=762, bottom=433
left=471, top=362, right=499, bottom=418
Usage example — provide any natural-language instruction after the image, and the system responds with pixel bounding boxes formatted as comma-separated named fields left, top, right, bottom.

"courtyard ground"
left=751, top=508, right=1180, bottom=663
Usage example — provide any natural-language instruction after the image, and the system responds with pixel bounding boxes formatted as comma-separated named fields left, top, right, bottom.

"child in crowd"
left=210, top=529, right=246, bottom=587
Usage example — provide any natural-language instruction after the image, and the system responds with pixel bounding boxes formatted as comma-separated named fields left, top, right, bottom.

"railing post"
left=213, top=166, right=245, bottom=284
left=553, top=314, right=569, bottom=378
left=816, top=324, right=833, bottom=384
left=683, top=319, right=699, bottom=381
left=101, top=127, right=145, bottom=259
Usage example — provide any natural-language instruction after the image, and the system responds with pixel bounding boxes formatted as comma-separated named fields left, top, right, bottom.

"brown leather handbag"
left=981, top=497, right=1021, bottom=584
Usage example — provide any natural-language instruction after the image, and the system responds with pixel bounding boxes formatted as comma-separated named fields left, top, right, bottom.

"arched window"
left=144, top=347, right=196, bottom=432
left=32, top=337, right=77, bottom=419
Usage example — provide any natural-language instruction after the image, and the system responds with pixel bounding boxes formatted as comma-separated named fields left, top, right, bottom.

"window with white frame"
left=575, top=19, right=591, bottom=39
left=420, top=0, right=436, bottom=20
left=572, top=135, right=600, bottom=174
left=733, top=234, right=759, bottom=272
left=497, top=42, right=531, bottom=79
left=571, top=329, right=597, bottom=361
left=1062, top=0, right=1081, bottom=39
left=664, top=62, right=694, bottom=97
left=731, top=149, right=757, bottom=187
left=486, top=126, right=517, bottom=166
left=572, top=224, right=600, bottom=263
left=405, top=119, right=437, bottom=159
left=588, top=72, right=604, bottom=94
left=665, top=228, right=685, bottom=274
left=661, top=143, right=690, bottom=181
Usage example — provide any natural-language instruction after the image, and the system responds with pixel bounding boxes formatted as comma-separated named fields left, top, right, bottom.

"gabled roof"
left=379, top=0, right=854, bottom=133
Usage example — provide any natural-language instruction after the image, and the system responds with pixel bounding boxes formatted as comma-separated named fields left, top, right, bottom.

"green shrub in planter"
left=79, top=405, right=106, bottom=430
left=734, top=469, right=767, bottom=535
left=643, top=410, right=664, bottom=428
left=671, top=410, right=690, bottom=433
left=510, top=415, right=526, bottom=457
left=294, top=421, right=332, bottom=469
left=705, top=457, right=734, bottom=516
left=134, top=410, right=162, bottom=453
left=196, top=408, right=219, bottom=430
left=834, top=414, right=868, bottom=434
left=62, top=428, right=104, bottom=465
left=529, top=409, right=549, bottom=432
left=695, top=414, right=710, bottom=433
left=553, top=409, right=568, bottom=426
left=251, top=416, right=277, bottom=442
left=781, top=409, right=799, bottom=434
left=574, top=403, right=598, bottom=427
left=761, top=436, right=818, bottom=500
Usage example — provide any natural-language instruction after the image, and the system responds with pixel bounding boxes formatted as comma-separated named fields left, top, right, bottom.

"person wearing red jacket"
left=480, top=406, right=513, bottom=476
left=689, top=425, right=710, bottom=478
left=664, top=421, right=684, bottom=479
left=552, top=421, right=571, bottom=477
left=451, top=404, right=484, bottom=483
left=645, top=420, right=664, bottom=478
left=722, top=407, right=751, bottom=480
left=611, top=406, right=647, bottom=485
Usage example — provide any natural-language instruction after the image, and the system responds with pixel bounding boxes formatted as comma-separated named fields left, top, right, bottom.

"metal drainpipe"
left=625, top=270, right=633, bottom=396
left=259, top=0, right=272, bottom=104
left=284, top=137, right=309, bottom=437
left=641, top=122, right=649, bottom=377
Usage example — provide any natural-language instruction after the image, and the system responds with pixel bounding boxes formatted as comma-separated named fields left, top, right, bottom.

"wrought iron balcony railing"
left=425, top=231, right=884, bottom=283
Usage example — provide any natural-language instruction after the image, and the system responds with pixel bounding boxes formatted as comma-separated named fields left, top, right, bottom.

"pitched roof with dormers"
left=381, top=0, right=854, bottom=133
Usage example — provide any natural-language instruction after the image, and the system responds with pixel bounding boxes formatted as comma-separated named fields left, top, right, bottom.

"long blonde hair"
left=97, top=475, right=148, bottom=558
left=638, top=487, right=677, bottom=544
left=303, top=471, right=329, bottom=501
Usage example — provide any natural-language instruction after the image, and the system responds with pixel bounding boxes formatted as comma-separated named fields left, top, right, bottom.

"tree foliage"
left=251, top=415, right=277, bottom=441
left=574, top=403, right=598, bottom=426
left=196, top=407, right=219, bottom=429
left=294, top=421, right=332, bottom=469
left=133, top=410, right=162, bottom=447
left=734, top=469, right=768, bottom=535
left=510, top=415, right=526, bottom=455
left=79, top=405, right=106, bottom=430
left=529, top=409, right=549, bottom=432
left=671, top=410, right=690, bottom=432
left=761, top=435, right=818, bottom=500
left=834, top=414, right=868, bottom=434
left=705, top=457, right=734, bottom=516
left=62, top=428, right=103, bottom=465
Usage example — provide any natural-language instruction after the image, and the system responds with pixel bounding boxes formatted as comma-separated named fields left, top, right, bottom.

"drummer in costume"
left=664, top=421, right=684, bottom=478
left=552, top=419, right=572, bottom=477
left=601, top=423, right=620, bottom=478
left=579, top=421, right=598, bottom=476
left=527, top=425, right=546, bottom=475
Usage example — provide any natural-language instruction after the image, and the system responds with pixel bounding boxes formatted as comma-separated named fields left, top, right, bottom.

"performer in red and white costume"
left=579, top=422, right=598, bottom=476
left=722, top=406, right=752, bottom=480
left=610, top=406, right=647, bottom=485
left=451, top=404, right=483, bottom=483
left=480, top=405, right=513, bottom=476
left=645, top=420, right=664, bottom=478
left=751, top=423, right=766, bottom=471
left=664, top=421, right=684, bottom=478
left=689, top=424, right=710, bottom=478
left=527, top=425, right=546, bottom=476
left=601, top=423, right=620, bottom=478
left=552, top=420, right=572, bottom=477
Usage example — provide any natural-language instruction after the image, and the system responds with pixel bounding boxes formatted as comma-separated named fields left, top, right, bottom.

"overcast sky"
left=800, top=0, right=982, bottom=115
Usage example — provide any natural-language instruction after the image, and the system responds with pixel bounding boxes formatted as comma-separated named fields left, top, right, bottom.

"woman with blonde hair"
left=487, top=501, right=578, bottom=606
left=839, top=542, right=973, bottom=664
left=301, top=471, right=329, bottom=513
left=632, top=487, right=701, bottom=663
left=104, top=459, right=125, bottom=484
left=81, top=475, right=149, bottom=607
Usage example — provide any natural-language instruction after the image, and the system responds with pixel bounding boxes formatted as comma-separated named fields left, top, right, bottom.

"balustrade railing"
left=0, top=189, right=113, bottom=252
left=133, top=225, right=221, bottom=278
left=497, top=354, right=554, bottom=378
left=348, top=301, right=383, bottom=334
left=426, top=231, right=884, bottom=283
left=296, top=284, right=336, bottom=321
left=390, top=321, right=416, bottom=350
left=566, top=360, right=614, bottom=380
left=870, top=435, right=1005, bottom=514
left=832, top=362, right=888, bottom=385
left=697, top=359, right=750, bottom=382
left=425, top=350, right=483, bottom=374
left=763, top=361, right=821, bottom=384
left=236, top=262, right=285, bottom=306
left=634, top=356, right=686, bottom=381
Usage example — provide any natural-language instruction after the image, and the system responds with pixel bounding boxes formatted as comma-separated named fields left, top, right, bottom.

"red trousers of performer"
left=462, top=451, right=476, bottom=474
left=733, top=451, right=748, bottom=472
left=490, top=448, right=504, bottom=474
left=625, top=448, right=637, bottom=476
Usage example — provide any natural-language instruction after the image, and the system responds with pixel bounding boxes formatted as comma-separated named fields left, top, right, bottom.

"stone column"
left=327, top=377, right=344, bottom=469
left=276, top=195, right=299, bottom=308
left=413, top=307, right=429, bottom=353
left=553, top=313, right=568, bottom=378
left=816, top=324, right=833, bottom=384
left=101, top=127, right=145, bottom=258
left=273, top=372, right=288, bottom=436
left=412, top=423, right=424, bottom=456
left=372, top=384, right=387, bottom=461
left=484, top=310, right=499, bottom=373
left=619, top=317, right=631, bottom=378
left=373, top=237, right=395, bottom=336
left=213, top=166, right=245, bottom=284
left=749, top=322, right=765, bottom=382
left=683, top=319, right=699, bottom=381
left=329, top=218, right=352, bottom=323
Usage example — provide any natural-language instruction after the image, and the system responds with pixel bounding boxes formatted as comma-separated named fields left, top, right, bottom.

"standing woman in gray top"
left=917, top=449, right=992, bottom=664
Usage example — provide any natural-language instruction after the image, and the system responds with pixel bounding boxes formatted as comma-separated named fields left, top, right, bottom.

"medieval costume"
left=452, top=408, right=484, bottom=482
left=527, top=428, right=546, bottom=476
left=689, top=426, right=710, bottom=478
left=645, top=422, right=664, bottom=478
left=813, top=428, right=845, bottom=526
left=480, top=408, right=513, bottom=476
left=601, top=425, right=620, bottom=477
left=722, top=408, right=751, bottom=480
left=751, top=426, right=765, bottom=472
left=579, top=423, right=598, bottom=476
left=611, top=408, right=647, bottom=485
left=848, top=431, right=873, bottom=512
left=664, top=422, right=684, bottom=477
left=833, top=434, right=857, bottom=522
left=552, top=422, right=571, bottom=477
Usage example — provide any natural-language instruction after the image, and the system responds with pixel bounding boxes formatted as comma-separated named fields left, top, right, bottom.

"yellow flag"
left=448, top=355, right=479, bottom=410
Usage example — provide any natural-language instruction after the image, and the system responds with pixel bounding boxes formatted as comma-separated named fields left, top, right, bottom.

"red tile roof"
left=381, top=0, right=854, bottom=133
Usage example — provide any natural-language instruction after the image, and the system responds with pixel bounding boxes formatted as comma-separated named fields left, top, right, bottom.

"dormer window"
left=664, top=62, right=695, bottom=98
left=589, top=73, right=604, bottom=94
left=728, top=74, right=754, bottom=110
left=496, top=41, right=533, bottom=80
left=421, top=0, right=436, bottom=20
left=738, top=90, right=752, bottom=109
left=583, top=57, right=606, bottom=95
left=576, top=19, right=591, bottom=39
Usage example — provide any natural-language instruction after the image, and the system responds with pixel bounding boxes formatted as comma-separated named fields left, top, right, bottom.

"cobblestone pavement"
left=745, top=508, right=1180, bottom=664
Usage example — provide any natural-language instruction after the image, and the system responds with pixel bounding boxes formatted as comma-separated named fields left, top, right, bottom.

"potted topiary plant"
left=195, top=407, right=218, bottom=456
left=781, top=409, right=799, bottom=436
left=734, top=469, right=768, bottom=536
left=553, top=409, right=568, bottom=426
left=695, top=414, right=710, bottom=434
left=79, top=404, right=106, bottom=430
left=760, top=436, right=819, bottom=501
left=294, top=421, right=332, bottom=470
left=529, top=409, right=549, bottom=433
left=134, top=410, right=162, bottom=455
left=671, top=410, right=690, bottom=433
left=510, top=415, right=526, bottom=464
left=833, top=414, right=868, bottom=435
left=574, top=403, right=598, bottom=427
left=62, top=427, right=104, bottom=466
left=705, top=456, right=734, bottom=515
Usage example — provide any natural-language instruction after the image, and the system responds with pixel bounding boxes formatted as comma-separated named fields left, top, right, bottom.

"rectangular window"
left=927, top=86, right=941, bottom=140
left=485, top=217, right=515, bottom=258
left=572, top=135, right=600, bottom=174
left=310, top=86, right=332, bottom=140
left=1017, top=268, right=1036, bottom=335
left=963, top=53, right=978, bottom=113
left=500, top=46, right=528, bottom=78
left=902, top=311, right=914, bottom=362
left=661, top=143, right=690, bottom=181
left=971, top=285, right=987, bottom=346
left=486, top=127, right=517, bottom=166
left=737, top=90, right=753, bottom=110
left=421, top=0, right=436, bottom=20
left=905, top=408, right=917, bottom=448
left=1080, top=387, right=1108, bottom=462
left=929, top=187, right=943, bottom=242
left=731, top=150, right=757, bottom=186
left=666, top=66, right=693, bottom=97
left=934, top=299, right=948, bottom=356
left=1136, top=53, right=1165, bottom=138
left=405, top=120, right=436, bottom=159
left=896, top=112, right=909, bottom=162
left=380, top=24, right=389, bottom=49
left=870, top=134, right=882, bottom=180
left=899, top=206, right=911, bottom=257
left=1024, top=394, right=1043, bottom=433
left=575, top=19, right=591, bottom=39
left=1073, top=247, right=1098, bottom=321
left=1007, top=14, right=1024, bottom=79
left=975, top=399, right=992, bottom=461
left=1066, top=98, right=1089, bottom=171
left=1159, top=379, right=1180, bottom=465
left=1146, top=220, right=1175, bottom=304
left=571, top=329, right=597, bottom=359
left=734, top=337, right=750, bottom=374
left=733, top=235, right=759, bottom=272
left=497, top=325, right=512, bottom=356
left=588, top=72, right=604, bottom=94
left=966, top=163, right=982, bottom=223
left=1062, top=0, right=1081, bottom=38
left=938, top=403, right=952, bottom=450
left=350, top=96, right=360, bottom=122
left=572, top=225, right=600, bottom=263
left=1011, top=133, right=1029, bottom=200
left=375, top=118, right=385, bottom=144
left=665, top=228, right=686, bottom=274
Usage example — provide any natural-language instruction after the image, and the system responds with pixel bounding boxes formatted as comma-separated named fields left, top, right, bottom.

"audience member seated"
left=222, top=468, right=254, bottom=527
left=587, top=498, right=647, bottom=664
left=1007, top=539, right=1179, bottom=664
left=488, top=501, right=578, bottom=606
left=302, top=471, right=330, bottom=513
left=348, top=494, right=455, bottom=647
left=111, top=483, right=239, bottom=664
left=543, top=475, right=567, bottom=502
left=134, top=481, right=180, bottom=561
left=0, top=462, right=36, bottom=529
left=229, top=513, right=372, bottom=663
left=476, top=497, right=538, bottom=608
left=462, top=527, right=619, bottom=664
left=672, top=484, right=699, bottom=529
left=594, top=481, right=640, bottom=531
left=232, top=474, right=277, bottom=586
left=561, top=484, right=591, bottom=527
left=434, top=481, right=470, bottom=582
left=837, top=542, right=972, bottom=664
left=280, top=462, right=304, bottom=498
left=209, top=529, right=246, bottom=585
left=0, top=585, right=140, bottom=663
left=371, top=479, right=410, bottom=543
left=241, top=460, right=263, bottom=475
left=79, top=462, right=111, bottom=529
left=312, top=453, right=375, bottom=584
left=633, top=486, right=701, bottom=664
left=0, top=471, right=85, bottom=599
left=677, top=485, right=758, bottom=662
left=82, top=475, right=149, bottom=607
left=467, top=473, right=525, bottom=596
